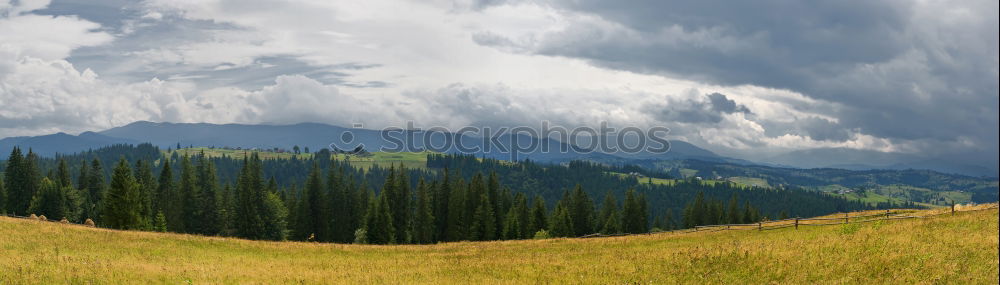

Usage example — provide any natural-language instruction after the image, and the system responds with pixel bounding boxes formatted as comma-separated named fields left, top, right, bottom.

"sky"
left=1, top=0, right=998, bottom=170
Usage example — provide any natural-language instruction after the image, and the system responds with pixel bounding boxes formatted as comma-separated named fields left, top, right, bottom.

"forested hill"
left=641, top=159, right=999, bottom=204
left=2, top=144, right=894, bottom=244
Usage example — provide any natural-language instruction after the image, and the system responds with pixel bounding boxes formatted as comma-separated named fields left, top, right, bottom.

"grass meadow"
left=1, top=206, right=996, bottom=284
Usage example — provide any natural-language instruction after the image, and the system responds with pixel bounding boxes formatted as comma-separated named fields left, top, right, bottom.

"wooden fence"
left=581, top=203, right=999, bottom=238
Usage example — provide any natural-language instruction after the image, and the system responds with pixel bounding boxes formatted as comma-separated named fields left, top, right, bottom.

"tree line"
left=3, top=144, right=893, bottom=244
left=2, top=146, right=665, bottom=244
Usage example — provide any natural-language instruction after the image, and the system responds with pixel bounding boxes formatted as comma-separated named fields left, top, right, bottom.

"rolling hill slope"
left=2, top=206, right=995, bottom=284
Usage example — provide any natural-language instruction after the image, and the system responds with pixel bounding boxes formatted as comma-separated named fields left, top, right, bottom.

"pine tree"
left=742, top=201, right=755, bottom=224
left=195, top=154, right=220, bottom=235
left=102, top=157, right=143, bottom=230
left=86, top=158, right=106, bottom=222
left=463, top=174, right=486, bottom=240
left=234, top=153, right=277, bottom=240
left=469, top=193, right=496, bottom=241
left=598, top=191, right=620, bottom=234
left=433, top=169, right=451, bottom=241
left=662, top=208, right=675, bottom=231
left=501, top=207, right=521, bottom=240
left=621, top=189, right=645, bottom=234
left=0, top=176, right=5, bottom=214
left=487, top=171, right=503, bottom=238
left=157, top=159, right=183, bottom=232
left=327, top=165, right=350, bottom=243
left=366, top=192, right=395, bottom=244
left=76, top=160, right=89, bottom=192
left=261, top=191, right=289, bottom=241
left=29, top=178, right=65, bottom=219
left=514, top=193, right=530, bottom=239
left=568, top=185, right=595, bottom=236
left=6, top=148, right=40, bottom=216
left=153, top=211, right=168, bottom=232
left=179, top=155, right=201, bottom=233
left=548, top=204, right=574, bottom=237
left=445, top=178, right=466, bottom=241
left=381, top=166, right=412, bottom=243
left=726, top=194, right=741, bottom=224
left=55, top=158, right=72, bottom=188
left=638, top=193, right=649, bottom=232
left=3, top=147, right=22, bottom=215
left=134, top=160, right=156, bottom=230
left=413, top=178, right=435, bottom=244
left=528, top=195, right=547, bottom=234
left=293, top=163, right=326, bottom=241
left=685, top=192, right=707, bottom=227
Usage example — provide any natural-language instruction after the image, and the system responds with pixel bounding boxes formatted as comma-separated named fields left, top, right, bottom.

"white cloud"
left=0, top=0, right=113, bottom=61
left=3, top=0, right=982, bottom=169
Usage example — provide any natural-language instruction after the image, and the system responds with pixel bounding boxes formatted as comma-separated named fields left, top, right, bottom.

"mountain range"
left=1, top=121, right=996, bottom=178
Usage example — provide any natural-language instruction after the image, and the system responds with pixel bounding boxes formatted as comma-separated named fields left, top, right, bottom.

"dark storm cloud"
left=35, top=0, right=142, bottom=32
left=477, top=0, right=999, bottom=165
left=707, top=93, right=750, bottom=115
left=644, top=92, right=751, bottom=124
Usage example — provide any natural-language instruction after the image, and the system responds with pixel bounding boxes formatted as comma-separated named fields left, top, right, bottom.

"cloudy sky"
left=1, top=0, right=997, bottom=169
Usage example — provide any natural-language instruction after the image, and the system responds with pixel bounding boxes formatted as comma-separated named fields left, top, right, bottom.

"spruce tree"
left=293, top=163, right=326, bottom=241
left=463, top=174, right=486, bottom=239
left=548, top=204, right=574, bottom=237
left=366, top=192, right=395, bottom=244
left=662, top=208, right=674, bottom=231
left=501, top=207, right=521, bottom=240
left=598, top=191, right=620, bottom=234
left=7, top=148, right=40, bottom=216
left=0, top=176, right=5, bottom=214
left=3, top=147, right=22, bottom=214
left=261, top=191, right=289, bottom=241
left=445, top=178, right=466, bottom=241
left=726, top=195, right=741, bottom=224
left=157, top=159, right=183, bottom=232
left=327, top=165, right=350, bottom=243
left=85, top=158, right=105, bottom=222
left=469, top=193, right=496, bottom=241
left=196, top=154, right=221, bottom=235
left=742, top=201, right=755, bottom=224
left=413, top=178, right=435, bottom=244
left=179, top=155, right=201, bottom=233
left=396, top=167, right=412, bottom=243
left=103, top=157, right=143, bottom=230
left=55, top=158, right=72, bottom=188
left=29, top=178, right=65, bottom=219
left=568, top=185, right=595, bottom=236
left=528, top=195, right=547, bottom=234
left=514, top=193, right=530, bottom=239
left=134, top=160, right=156, bottom=230
left=487, top=171, right=502, bottom=238
left=433, top=169, right=451, bottom=241
left=76, top=161, right=88, bottom=195
left=621, top=189, right=645, bottom=234
left=234, top=153, right=274, bottom=240
left=153, top=211, right=168, bottom=232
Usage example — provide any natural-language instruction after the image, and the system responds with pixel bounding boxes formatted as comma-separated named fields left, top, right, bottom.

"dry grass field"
left=2, top=205, right=997, bottom=284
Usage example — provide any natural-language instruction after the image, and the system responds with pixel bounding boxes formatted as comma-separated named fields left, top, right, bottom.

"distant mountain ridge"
left=2, top=121, right=723, bottom=164
left=1, top=121, right=995, bottom=178
left=0, top=131, right=137, bottom=157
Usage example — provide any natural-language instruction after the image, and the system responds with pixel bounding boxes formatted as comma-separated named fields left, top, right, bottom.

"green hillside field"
left=2, top=205, right=996, bottom=284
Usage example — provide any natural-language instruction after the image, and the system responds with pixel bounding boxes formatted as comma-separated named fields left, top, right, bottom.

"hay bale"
left=38, top=215, right=47, bottom=221
left=84, top=218, right=96, bottom=227
left=60, top=217, right=69, bottom=224
left=29, top=214, right=38, bottom=220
